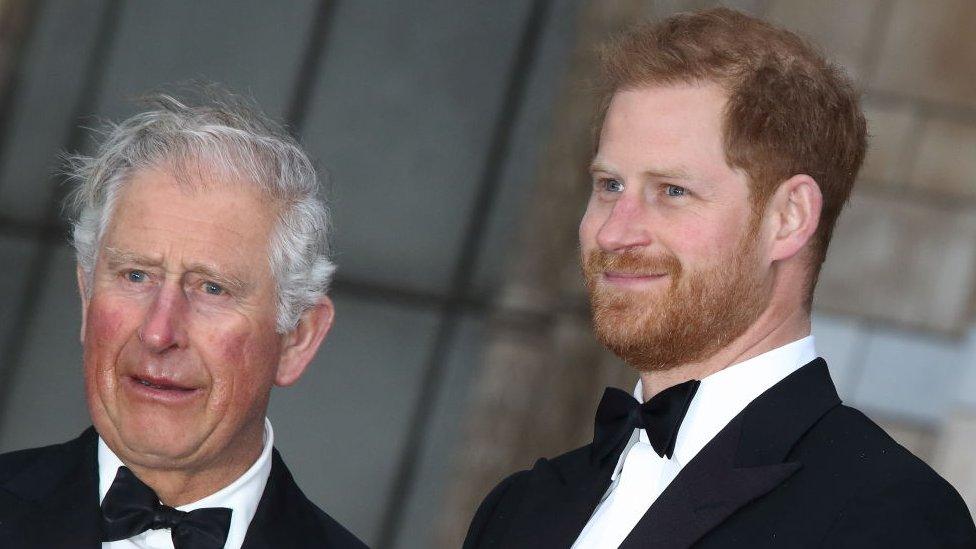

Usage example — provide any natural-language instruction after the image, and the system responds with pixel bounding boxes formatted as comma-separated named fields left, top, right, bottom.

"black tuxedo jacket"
left=465, top=359, right=976, bottom=548
left=0, top=427, right=367, bottom=548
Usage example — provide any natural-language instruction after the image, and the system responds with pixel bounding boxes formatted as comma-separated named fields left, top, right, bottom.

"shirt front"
left=98, top=418, right=275, bottom=549
left=572, top=336, right=818, bottom=549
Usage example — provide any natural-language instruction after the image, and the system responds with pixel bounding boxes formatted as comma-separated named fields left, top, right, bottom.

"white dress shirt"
left=572, top=336, right=818, bottom=549
left=98, top=418, right=275, bottom=549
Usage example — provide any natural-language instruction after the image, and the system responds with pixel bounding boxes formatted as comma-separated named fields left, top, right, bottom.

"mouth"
left=602, top=271, right=669, bottom=284
left=133, top=376, right=192, bottom=391
left=125, top=375, right=200, bottom=401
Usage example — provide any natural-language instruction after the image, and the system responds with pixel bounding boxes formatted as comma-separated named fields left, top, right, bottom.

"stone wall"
left=768, top=0, right=976, bottom=516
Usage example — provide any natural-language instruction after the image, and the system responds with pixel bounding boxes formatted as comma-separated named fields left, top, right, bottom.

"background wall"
left=0, top=1, right=973, bottom=548
left=0, top=1, right=583, bottom=547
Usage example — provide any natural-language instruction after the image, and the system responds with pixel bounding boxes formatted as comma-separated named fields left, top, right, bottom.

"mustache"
left=583, top=249, right=681, bottom=277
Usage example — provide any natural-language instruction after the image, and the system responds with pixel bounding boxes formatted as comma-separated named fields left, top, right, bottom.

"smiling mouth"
left=604, top=271, right=667, bottom=279
left=598, top=272, right=671, bottom=290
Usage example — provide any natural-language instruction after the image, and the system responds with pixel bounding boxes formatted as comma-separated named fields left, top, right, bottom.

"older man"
left=0, top=94, right=365, bottom=548
left=465, top=8, right=976, bottom=549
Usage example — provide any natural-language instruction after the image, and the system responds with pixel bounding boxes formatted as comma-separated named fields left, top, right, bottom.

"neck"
left=121, top=428, right=264, bottom=507
left=639, top=298, right=811, bottom=401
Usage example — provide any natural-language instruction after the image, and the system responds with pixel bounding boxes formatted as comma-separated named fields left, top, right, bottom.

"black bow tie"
left=592, top=379, right=701, bottom=463
left=100, top=466, right=232, bottom=549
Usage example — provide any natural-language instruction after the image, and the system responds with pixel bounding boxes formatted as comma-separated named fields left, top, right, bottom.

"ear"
left=77, top=265, right=89, bottom=344
left=764, top=174, right=822, bottom=263
left=274, top=296, right=335, bottom=387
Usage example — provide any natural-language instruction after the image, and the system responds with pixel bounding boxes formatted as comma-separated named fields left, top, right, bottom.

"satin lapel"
left=241, top=450, right=294, bottom=548
left=619, top=417, right=800, bottom=549
left=231, top=449, right=366, bottom=548
left=621, top=359, right=841, bottom=549
left=0, top=428, right=102, bottom=549
left=500, top=447, right=616, bottom=548
left=242, top=448, right=346, bottom=548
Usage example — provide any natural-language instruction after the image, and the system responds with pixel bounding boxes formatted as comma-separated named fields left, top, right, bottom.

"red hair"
left=594, top=8, right=866, bottom=284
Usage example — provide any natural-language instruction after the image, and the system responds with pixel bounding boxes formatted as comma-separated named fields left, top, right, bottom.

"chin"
left=105, top=415, right=205, bottom=464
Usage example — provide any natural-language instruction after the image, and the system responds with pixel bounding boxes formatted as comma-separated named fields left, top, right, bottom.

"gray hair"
left=64, top=92, right=335, bottom=333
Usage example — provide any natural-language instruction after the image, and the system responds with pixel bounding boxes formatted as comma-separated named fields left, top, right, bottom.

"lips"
left=123, top=372, right=201, bottom=401
left=604, top=271, right=665, bottom=278
left=131, top=375, right=193, bottom=391
left=603, top=271, right=668, bottom=282
left=583, top=250, right=681, bottom=282
left=598, top=271, right=670, bottom=292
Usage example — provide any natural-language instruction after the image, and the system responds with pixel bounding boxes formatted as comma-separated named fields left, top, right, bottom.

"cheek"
left=84, top=300, right=132, bottom=366
left=685, top=225, right=754, bottom=270
left=670, top=211, right=737, bottom=252
left=204, top=328, right=280, bottom=392
left=83, top=299, right=135, bottom=413
left=215, top=331, right=249, bottom=368
left=679, top=225, right=717, bottom=254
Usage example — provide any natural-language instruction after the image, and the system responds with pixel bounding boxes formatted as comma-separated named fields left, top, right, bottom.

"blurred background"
left=0, top=0, right=974, bottom=547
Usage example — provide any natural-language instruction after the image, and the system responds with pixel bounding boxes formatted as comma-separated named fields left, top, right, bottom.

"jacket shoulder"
left=463, top=444, right=593, bottom=548
left=800, top=405, right=976, bottom=545
left=482, top=443, right=594, bottom=503
left=463, top=469, right=532, bottom=549
left=0, top=444, right=58, bottom=512
left=0, top=429, right=95, bottom=489
left=0, top=445, right=53, bottom=485
left=804, top=405, right=951, bottom=484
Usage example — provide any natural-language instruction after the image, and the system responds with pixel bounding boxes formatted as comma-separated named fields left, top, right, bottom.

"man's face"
left=580, top=84, right=771, bottom=371
left=81, top=168, right=286, bottom=472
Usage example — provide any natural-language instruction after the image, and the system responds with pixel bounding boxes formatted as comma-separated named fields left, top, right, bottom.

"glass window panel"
left=469, top=0, right=583, bottom=298
left=301, top=0, right=532, bottom=295
left=0, top=246, right=86, bottom=452
left=94, top=0, right=318, bottom=123
left=0, top=236, right=36, bottom=368
left=393, top=313, right=485, bottom=549
left=0, top=0, right=108, bottom=222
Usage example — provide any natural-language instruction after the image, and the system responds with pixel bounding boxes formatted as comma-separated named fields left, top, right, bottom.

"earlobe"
left=275, top=296, right=335, bottom=387
left=769, top=174, right=822, bottom=262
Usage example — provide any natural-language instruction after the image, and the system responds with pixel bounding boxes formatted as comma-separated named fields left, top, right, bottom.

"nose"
left=595, top=195, right=654, bottom=253
left=138, top=282, right=188, bottom=353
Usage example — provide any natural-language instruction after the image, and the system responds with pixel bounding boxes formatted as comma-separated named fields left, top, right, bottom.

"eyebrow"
left=103, top=248, right=162, bottom=270
left=589, top=161, right=693, bottom=181
left=588, top=161, right=614, bottom=175
left=103, top=247, right=252, bottom=294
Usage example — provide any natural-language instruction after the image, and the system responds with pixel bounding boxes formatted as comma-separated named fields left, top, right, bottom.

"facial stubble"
left=583, top=227, right=770, bottom=372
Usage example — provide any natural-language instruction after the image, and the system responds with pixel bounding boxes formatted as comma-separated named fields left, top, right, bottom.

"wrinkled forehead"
left=100, top=168, right=280, bottom=273
left=104, top=158, right=285, bottom=241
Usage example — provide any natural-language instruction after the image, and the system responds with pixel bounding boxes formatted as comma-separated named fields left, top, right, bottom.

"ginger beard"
left=582, top=222, right=771, bottom=372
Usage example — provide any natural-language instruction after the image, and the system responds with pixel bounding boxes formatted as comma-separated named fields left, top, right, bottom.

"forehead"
left=597, top=83, right=730, bottom=170
left=100, top=168, right=278, bottom=274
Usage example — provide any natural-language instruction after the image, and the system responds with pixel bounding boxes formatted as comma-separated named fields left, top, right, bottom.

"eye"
left=203, top=281, right=224, bottom=296
left=125, top=270, right=147, bottom=283
left=664, top=184, right=687, bottom=197
left=601, top=178, right=624, bottom=193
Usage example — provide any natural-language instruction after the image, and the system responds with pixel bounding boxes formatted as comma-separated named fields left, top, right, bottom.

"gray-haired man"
left=0, top=94, right=366, bottom=548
